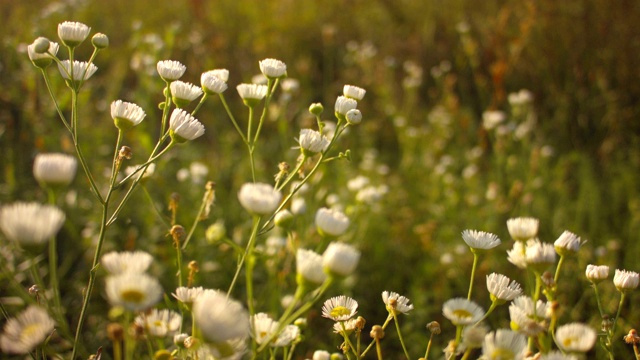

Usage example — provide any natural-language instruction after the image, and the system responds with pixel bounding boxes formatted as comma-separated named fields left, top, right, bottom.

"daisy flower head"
left=58, top=60, right=98, bottom=82
left=382, top=291, right=414, bottom=315
left=322, top=242, right=360, bottom=277
left=506, top=241, right=527, bottom=269
left=614, top=269, right=640, bottom=292
left=57, top=21, right=91, bottom=47
left=33, top=153, right=77, bottom=187
left=299, top=129, right=330, bottom=155
left=0, top=202, right=65, bottom=246
left=237, top=182, right=282, bottom=215
left=169, top=108, right=205, bottom=143
left=525, top=239, right=556, bottom=273
left=296, top=248, right=327, bottom=285
left=157, top=60, right=186, bottom=81
left=585, top=264, right=609, bottom=283
left=280, top=78, right=300, bottom=93
left=105, top=272, right=163, bottom=312
left=134, top=309, right=182, bottom=338
left=481, top=329, right=527, bottom=360
left=322, top=295, right=358, bottom=321
left=170, top=80, right=203, bottom=108
left=236, top=83, right=268, bottom=107
left=201, top=70, right=229, bottom=94
left=313, top=350, right=331, bottom=360
left=487, top=273, right=522, bottom=303
left=172, top=286, right=207, bottom=307
left=343, top=85, right=366, bottom=101
left=251, top=313, right=278, bottom=345
left=554, top=230, right=583, bottom=256
left=506, top=217, right=539, bottom=242
left=192, top=291, right=250, bottom=343
left=0, top=306, right=55, bottom=354
left=540, top=351, right=579, bottom=360
left=554, top=323, right=597, bottom=353
left=111, top=100, right=146, bottom=130
left=28, top=37, right=59, bottom=68
left=315, top=207, right=350, bottom=237
left=333, top=318, right=359, bottom=334
left=462, top=324, right=489, bottom=350
left=346, top=109, right=363, bottom=124
left=482, top=110, right=506, bottom=130
left=334, top=96, right=358, bottom=118
left=442, top=298, right=484, bottom=326
left=462, top=229, right=501, bottom=251
left=101, top=250, right=153, bottom=274
left=509, top=302, right=546, bottom=336
left=259, top=58, right=287, bottom=79
left=273, top=325, right=299, bottom=347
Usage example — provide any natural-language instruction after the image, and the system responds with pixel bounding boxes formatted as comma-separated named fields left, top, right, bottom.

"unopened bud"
left=346, top=109, right=362, bottom=124
left=624, top=329, right=640, bottom=344
left=92, top=33, right=109, bottom=49
left=107, top=323, right=124, bottom=341
left=33, top=37, right=51, bottom=54
left=309, top=102, right=324, bottom=116
left=427, top=321, right=441, bottom=334
left=355, top=316, right=366, bottom=331
left=370, top=325, right=384, bottom=340
left=154, top=350, right=172, bottom=360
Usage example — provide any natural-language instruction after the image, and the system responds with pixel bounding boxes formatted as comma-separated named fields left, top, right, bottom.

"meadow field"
left=1, top=0, right=640, bottom=359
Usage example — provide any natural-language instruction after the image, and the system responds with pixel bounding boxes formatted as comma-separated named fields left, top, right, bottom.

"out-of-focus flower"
left=169, top=108, right=205, bottom=142
left=525, top=239, right=556, bottom=273
left=442, top=298, right=484, bottom=326
left=334, top=96, right=357, bottom=117
left=585, top=264, right=609, bottom=283
left=507, top=242, right=527, bottom=269
left=111, top=100, right=146, bottom=130
left=313, top=350, right=331, bottom=360
left=322, top=296, right=358, bottom=321
left=57, top=21, right=90, bottom=47
left=554, top=323, right=597, bottom=353
left=135, top=309, right=182, bottom=338
left=482, top=110, right=506, bottom=130
left=101, top=251, right=153, bottom=274
left=0, top=306, right=55, bottom=354
left=315, top=207, right=349, bottom=237
left=201, top=70, right=228, bottom=94
left=343, top=85, right=366, bottom=100
left=322, top=242, right=360, bottom=277
left=554, top=230, right=583, bottom=256
left=0, top=202, right=65, bottom=245
left=382, top=291, right=414, bottom=315
left=105, top=273, right=163, bottom=312
left=236, top=83, right=268, bottom=107
left=296, top=249, right=327, bottom=285
left=157, top=60, right=186, bottom=81
left=192, top=291, right=250, bottom=343
left=259, top=58, right=287, bottom=79
left=481, top=329, right=527, bottom=360
left=462, top=324, right=489, bottom=350
left=33, top=153, right=77, bottom=187
left=238, top=183, right=282, bottom=215
left=507, top=217, right=539, bottom=242
left=461, top=229, right=501, bottom=251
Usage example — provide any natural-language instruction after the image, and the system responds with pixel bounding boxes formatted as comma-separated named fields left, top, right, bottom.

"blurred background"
left=1, top=0, right=640, bottom=358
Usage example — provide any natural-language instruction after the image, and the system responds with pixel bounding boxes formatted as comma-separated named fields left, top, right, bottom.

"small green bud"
left=33, top=37, right=51, bottom=54
left=346, top=109, right=362, bottom=124
left=309, top=102, right=324, bottom=116
left=91, top=33, right=109, bottom=49
left=274, top=210, right=294, bottom=228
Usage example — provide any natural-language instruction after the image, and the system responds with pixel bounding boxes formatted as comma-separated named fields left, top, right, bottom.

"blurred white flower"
left=57, top=21, right=90, bottom=47
left=172, top=286, right=208, bottom=306
left=238, top=182, right=282, bottom=215
left=280, top=78, right=299, bottom=93
left=442, top=298, right=484, bottom=326
left=614, top=269, right=640, bottom=292
left=296, top=248, right=327, bottom=285
left=135, top=309, right=182, bottom=338
left=347, top=176, right=370, bottom=192
left=291, top=197, right=306, bottom=215
left=462, top=324, right=489, bottom=350
left=525, top=239, right=556, bottom=272
left=506, top=241, right=527, bottom=269
left=486, top=273, right=522, bottom=302
left=322, top=295, right=358, bottom=321
left=481, top=329, right=527, bottom=360
left=322, top=242, right=360, bottom=277
left=169, top=108, right=205, bottom=142
left=555, top=323, right=597, bottom=353
left=101, top=251, right=153, bottom=274
left=482, top=110, right=506, bottom=130
left=105, top=273, right=163, bottom=312
left=343, top=85, right=366, bottom=100
left=157, top=60, right=186, bottom=81
left=259, top=58, right=287, bottom=79
left=554, top=230, right=583, bottom=255
left=313, top=350, right=331, bottom=360
left=33, top=153, right=77, bottom=187
left=193, top=291, right=250, bottom=343
left=111, top=100, right=146, bottom=130
left=334, top=96, right=357, bottom=117
left=461, top=229, right=501, bottom=250
left=0, top=202, right=65, bottom=245
left=382, top=291, right=414, bottom=315
left=585, top=264, right=609, bottom=283
left=507, top=217, right=539, bottom=242
left=0, top=306, right=55, bottom=354
left=315, top=207, right=349, bottom=236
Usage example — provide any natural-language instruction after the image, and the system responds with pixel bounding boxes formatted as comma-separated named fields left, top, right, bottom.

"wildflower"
left=382, top=291, right=414, bottom=315
left=334, top=96, right=357, bottom=117
left=170, top=81, right=203, bottom=108
left=506, top=241, right=527, bottom=269
left=442, top=298, right=484, bottom=326
left=281, top=78, right=299, bottom=92
left=274, top=325, right=299, bottom=347
left=554, top=230, right=583, bottom=256
left=201, top=70, right=229, bottom=94
left=333, top=318, right=359, bottom=334
left=481, top=110, right=506, bottom=130
left=296, top=249, right=327, bottom=285
left=343, top=85, right=366, bottom=100
left=346, top=109, right=362, bottom=124
left=462, top=324, right=489, bottom=350
left=134, top=309, right=182, bottom=338
left=487, top=273, right=522, bottom=303
left=157, top=60, right=186, bottom=81
left=236, top=83, right=268, bottom=107
left=0, top=202, right=65, bottom=245
left=0, top=306, right=55, bottom=354
left=585, top=264, right=609, bottom=283
left=33, top=153, right=77, bottom=187
left=299, top=129, right=330, bottom=155
left=208, top=69, right=229, bottom=82
left=313, top=350, right=331, bottom=360
left=172, top=286, right=207, bottom=306
left=105, top=273, right=163, bottom=312
left=509, top=296, right=549, bottom=336
left=169, top=108, right=205, bottom=142
left=27, top=38, right=59, bottom=68
left=507, top=217, right=539, bottom=241
left=101, top=251, right=153, bottom=274
left=259, top=58, right=287, bottom=79
left=111, top=100, right=146, bottom=130
left=291, top=197, right=306, bottom=215
left=91, top=33, right=109, bottom=49
left=57, top=21, right=91, bottom=47
left=322, top=242, right=360, bottom=277
left=525, top=239, right=556, bottom=273
left=58, top=60, right=98, bottom=82
left=481, top=329, right=527, bottom=360
left=193, top=339, right=248, bottom=359
left=315, top=207, right=350, bottom=237
left=554, top=323, right=597, bottom=353
left=309, top=102, right=324, bottom=116
left=322, top=295, right=358, bottom=321
left=624, top=329, right=640, bottom=344
left=540, top=351, right=579, bottom=360
left=237, top=182, right=281, bottom=215
left=614, top=269, right=640, bottom=292
left=251, top=313, right=278, bottom=345
left=192, top=291, right=250, bottom=343
left=462, top=229, right=501, bottom=251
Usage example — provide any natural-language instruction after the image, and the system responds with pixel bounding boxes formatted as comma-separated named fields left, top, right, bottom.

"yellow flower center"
left=563, top=336, right=577, bottom=348
left=491, top=348, right=515, bottom=360
left=121, top=289, right=145, bottom=303
left=452, top=309, right=472, bottom=319
left=20, top=324, right=43, bottom=342
left=330, top=306, right=351, bottom=318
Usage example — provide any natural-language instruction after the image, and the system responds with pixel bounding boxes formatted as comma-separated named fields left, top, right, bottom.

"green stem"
left=40, top=70, right=71, bottom=132
left=468, top=251, right=479, bottom=300
left=611, top=292, right=627, bottom=339
left=361, top=316, right=393, bottom=358
left=252, top=78, right=278, bottom=145
left=218, top=93, right=248, bottom=144
left=475, top=300, right=499, bottom=325
left=424, top=332, right=434, bottom=360
left=392, top=313, right=411, bottom=360
left=181, top=185, right=211, bottom=250
left=191, top=93, right=208, bottom=116
left=554, top=255, right=565, bottom=284
left=227, top=215, right=261, bottom=297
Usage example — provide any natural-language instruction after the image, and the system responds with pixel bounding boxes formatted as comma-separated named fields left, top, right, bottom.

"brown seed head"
left=370, top=325, right=385, bottom=340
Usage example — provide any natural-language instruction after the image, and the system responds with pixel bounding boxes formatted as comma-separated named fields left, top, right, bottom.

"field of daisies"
left=1, top=1, right=640, bottom=360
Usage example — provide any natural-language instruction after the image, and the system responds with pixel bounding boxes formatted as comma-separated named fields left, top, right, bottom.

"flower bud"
left=309, top=102, right=324, bottom=116
left=91, top=33, right=109, bottom=49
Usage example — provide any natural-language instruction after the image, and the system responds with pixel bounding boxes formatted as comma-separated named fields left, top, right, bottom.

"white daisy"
left=313, top=350, right=331, bottom=360
left=273, top=325, right=299, bottom=347
left=585, top=264, right=609, bottom=283
left=462, top=324, right=489, bottom=350
left=298, top=129, right=330, bottom=155
left=382, top=291, right=414, bottom=315
left=192, top=291, right=250, bottom=343
left=486, top=273, right=522, bottom=302
left=343, top=85, right=366, bottom=100
left=251, top=313, right=279, bottom=345
left=334, top=96, right=357, bottom=117
left=482, top=110, right=506, bottom=130
left=172, top=286, right=206, bottom=306
left=346, top=109, right=362, bottom=124
left=461, top=229, right=501, bottom=250
left=0, top=306, right=55, bottom=354
left=111, top=100, right=146, bottom=130
left=57, top=21, right=90, bottom=47
left=506, top=217, right=539, bottom=241
left=57, top=60, right=98, bottom=81
left=322, top=242, right=360, bottom=277
left=201, top=70, right=229, bottom=94
left=33, top=153, right=77, bottom=187
left=315, top=207, right=350, bottom=237
left=0, top=202, right=65, bottom=245
left=170, top=80, right=203, bottom=108
left=322, top=295, right=358, bottom=321
left=442, top=298, right=484, bottom=326
left=481, top=329, right=527, bottom=360
left=614, top=269, right=640, bottom=292
left=237, top=182, right=282, bottom=215
left=236, top=83, right=268, bottom=107
left=169, top=108, right=205, bottom=142
left=540, top=351, right=579, bottom=360
left=525, top=239, right=556, bottom=272
left=506, top=241, right=527, bottom=269
left=101, top=251, right=153, bottom=274
left=296, top=248, right=327, bottom=285
left=259, top=58, right=287, bottom=79
left=554, top=230, right=583, bottom=255
left=157, top=60, right=186, bottom=81
left=333, top=318, right=359, bottom=334
left=555, top=323, right=597, bottom=353
left=105, top=273, right=163, bottom=312
left=134, top=309, right=182, bottom=338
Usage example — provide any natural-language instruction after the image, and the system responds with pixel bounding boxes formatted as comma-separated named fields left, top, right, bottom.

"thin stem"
left=392, top=313, right=411, bottom=360
left=468, top=251, right=479, bottom=300
left=361, top=316, right=393, bottom=358
left=181, top=185, right=211, bottom=250
left=191, top=93, right=208, bottom=116
left=424, top=332, right=435, bottom=360
left=374, top=338, right=383, bottom=360
left=554, top=255, right=566, bottom=284
left=40, top=70, right=71, bottom=131
left=227, top=215, right=261, bottom=297
left=475, top=300, right=499, bottom=325
left=592, top=283, right=606, bottom=318
left=611, top=292, right=627, bottom=338
left=218, top=93, right=248, bottom=144
left=252, top=78, right=278, bottom=145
